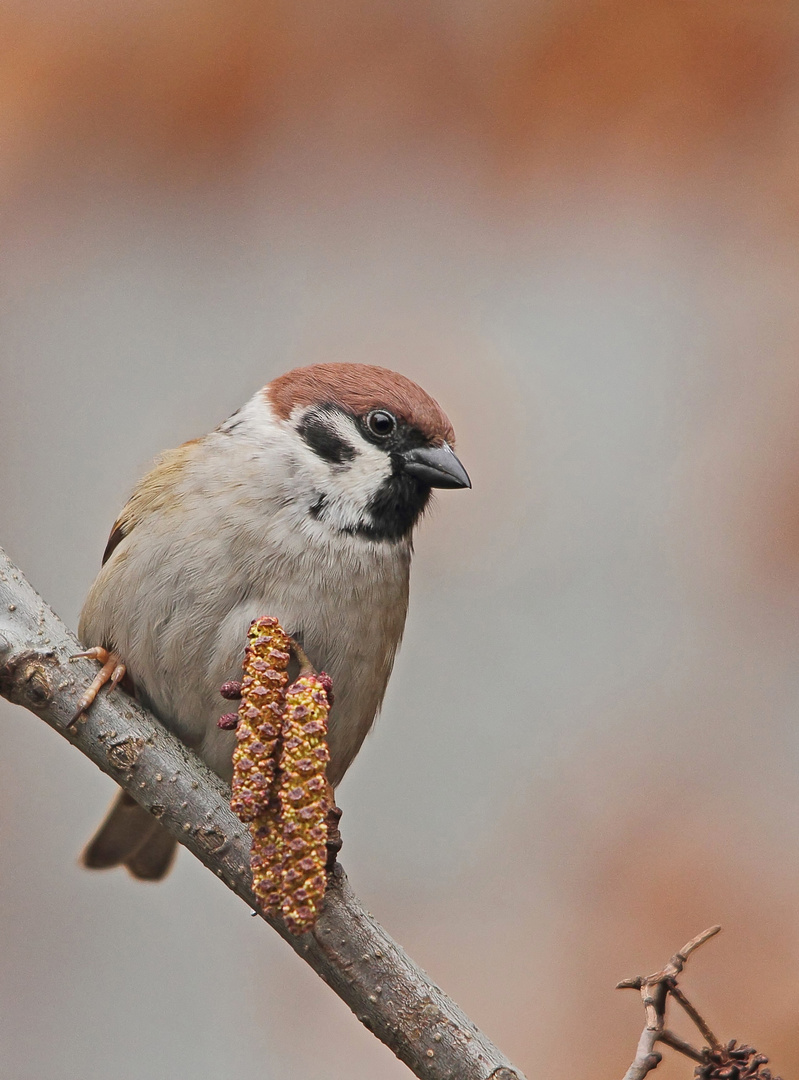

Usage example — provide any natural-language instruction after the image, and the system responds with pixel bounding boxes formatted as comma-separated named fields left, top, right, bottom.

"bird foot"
left=69, top=647, right=127, bottom=724
left=325, top=804, right=343, bottom=869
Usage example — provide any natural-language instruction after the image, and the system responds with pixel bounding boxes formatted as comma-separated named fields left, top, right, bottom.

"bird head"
left=261, top=363, right=470, bottom=542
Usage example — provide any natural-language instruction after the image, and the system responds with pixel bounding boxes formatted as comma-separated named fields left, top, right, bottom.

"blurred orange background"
left=2, top=2, right=799, bottom=1077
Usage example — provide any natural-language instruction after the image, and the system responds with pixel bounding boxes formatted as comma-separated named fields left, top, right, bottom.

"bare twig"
left=617, top=926, right=721, bottom=1080
left=669, top=984, right=721, bottom=1052
left=0, top=546, right=527, bottom=1080
left=658, top=1029, right=705, bottom=1064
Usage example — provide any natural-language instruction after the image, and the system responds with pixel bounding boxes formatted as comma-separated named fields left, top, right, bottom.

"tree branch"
left=0, top=546, right=526, bottom=1080
left=616, top=926, right=721, bottom=1080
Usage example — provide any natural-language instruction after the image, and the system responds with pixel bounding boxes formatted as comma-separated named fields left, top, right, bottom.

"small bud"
left=317, top=672, right=334, bottom=705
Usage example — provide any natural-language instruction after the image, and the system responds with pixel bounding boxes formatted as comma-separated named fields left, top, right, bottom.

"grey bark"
left=0, top=545, right=527, bottom=1080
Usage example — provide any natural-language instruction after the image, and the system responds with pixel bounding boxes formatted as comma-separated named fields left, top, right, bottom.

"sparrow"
left=76, top=363, right=470, bottom=880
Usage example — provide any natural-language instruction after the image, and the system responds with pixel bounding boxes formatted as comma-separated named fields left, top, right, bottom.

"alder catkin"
left=277, top=674, right=331, bottom=935
left=230, top=617, right=291, bottom=822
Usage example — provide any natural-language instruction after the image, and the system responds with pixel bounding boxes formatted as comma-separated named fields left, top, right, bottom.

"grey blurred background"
left=3, top=2, right=799, bottom=1077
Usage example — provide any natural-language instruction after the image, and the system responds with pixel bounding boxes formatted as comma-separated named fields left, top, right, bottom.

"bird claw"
left=69, top=647, right=127, bottom=724
left=325, top=804, right=343, bottom=870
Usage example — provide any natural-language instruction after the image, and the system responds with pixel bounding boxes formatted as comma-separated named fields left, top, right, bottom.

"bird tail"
left=81, top=790, right=178, bottom=881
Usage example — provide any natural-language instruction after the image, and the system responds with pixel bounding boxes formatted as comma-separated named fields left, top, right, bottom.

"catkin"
left=230, top=617, right=291, bottom=822
left=276, top=674, right=331, bottom=935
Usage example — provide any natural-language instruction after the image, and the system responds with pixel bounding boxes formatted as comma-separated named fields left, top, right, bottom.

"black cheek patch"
left=354, top=472, right=431, bottom=541
left=297, top=411, right=358, bottom=466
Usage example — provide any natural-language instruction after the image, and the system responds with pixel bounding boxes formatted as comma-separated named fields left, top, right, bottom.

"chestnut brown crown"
left=266, top=363, right=456, bottom=447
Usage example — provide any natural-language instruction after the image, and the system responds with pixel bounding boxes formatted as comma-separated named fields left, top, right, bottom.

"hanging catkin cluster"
left=229, top=617, right=332, bottom=936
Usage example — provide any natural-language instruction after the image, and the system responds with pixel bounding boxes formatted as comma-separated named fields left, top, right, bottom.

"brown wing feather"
left=102, top=520, right=127, bottom=565
left=99, top=437, right=204, bottom=567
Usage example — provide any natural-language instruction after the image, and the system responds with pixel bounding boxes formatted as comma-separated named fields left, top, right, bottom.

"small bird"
left=77, top=363, right=470, bottom=880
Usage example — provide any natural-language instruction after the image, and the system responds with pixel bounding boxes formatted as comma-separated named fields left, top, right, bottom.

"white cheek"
left=213, top=394, right=398, bottom=538
left=320, top=414, right=392, bottom=522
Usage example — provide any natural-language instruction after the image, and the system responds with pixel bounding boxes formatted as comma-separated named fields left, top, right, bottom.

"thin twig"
left=668, top=984, right=722, bottom=1052
left=289, top=636, right=316, bottom=676
left=675, top=925, right=721, bottom=963
left=0, top=545, right=527, bottom=1080
left=658, top=1029, right=704, bottom=1063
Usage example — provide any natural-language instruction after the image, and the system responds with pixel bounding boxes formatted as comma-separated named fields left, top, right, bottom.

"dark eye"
left=366, top=410, right=397, bottom=438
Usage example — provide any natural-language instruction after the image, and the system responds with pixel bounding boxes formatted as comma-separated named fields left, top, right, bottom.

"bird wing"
left=98, top=437, right=204, bottom=565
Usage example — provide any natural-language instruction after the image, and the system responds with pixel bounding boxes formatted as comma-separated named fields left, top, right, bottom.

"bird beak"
left=401, top=444, right=471, bottom=489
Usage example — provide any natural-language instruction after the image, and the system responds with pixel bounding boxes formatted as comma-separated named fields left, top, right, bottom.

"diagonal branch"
left=0, top=545, right=527, bottom=1080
